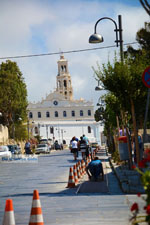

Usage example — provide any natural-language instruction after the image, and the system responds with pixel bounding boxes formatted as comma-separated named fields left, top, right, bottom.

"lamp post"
left=89, top=15, right=134, bottom=168
left=89, top=15, right=123, bottom=62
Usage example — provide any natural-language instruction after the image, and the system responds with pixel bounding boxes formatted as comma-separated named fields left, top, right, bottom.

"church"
left=27, top=55, right=101, bottom=145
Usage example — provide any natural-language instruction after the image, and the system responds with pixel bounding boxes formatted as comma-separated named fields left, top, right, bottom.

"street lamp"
left=95, top=80, right=104, bottom=91
left=89, top=15, right=123, bottom=62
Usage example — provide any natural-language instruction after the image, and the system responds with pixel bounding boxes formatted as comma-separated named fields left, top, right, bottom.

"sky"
left=0, top=0, right=149, bottom=109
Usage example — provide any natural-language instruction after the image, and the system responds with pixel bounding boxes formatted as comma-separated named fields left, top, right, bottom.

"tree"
left=0, top=60, right=28, bottom=139
left=93, top=54, right=149, bottom=164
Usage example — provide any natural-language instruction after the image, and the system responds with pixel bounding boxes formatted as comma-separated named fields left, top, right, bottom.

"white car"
left=0, top=145, right=12, bottom=158
left=35, top=144, right=50, bottom=154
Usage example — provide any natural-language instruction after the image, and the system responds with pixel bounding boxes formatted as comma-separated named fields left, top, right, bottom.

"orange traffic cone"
left=66, top=167, right=75, bottom=188
left=29, top=189, right=44, bottom=225
left=85, top=159, right=88, bottom=168
left=81, top=159, right=86, bottom=175
left=73, top=165, right=78, bottom=184
left=78, top=161, right=82, bottom=178
left=89, top=154, right=92, bottom=162
left=76, top=162, right=81, bottom=179
left=2, top=199, right=15, bottom=225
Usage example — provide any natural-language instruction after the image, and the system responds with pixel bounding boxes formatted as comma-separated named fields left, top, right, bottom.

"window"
left=38, top=112, right=41, bottom=118
left=88, top=110, right=91, bottom=116
left=88, top=126, right=91, bottom=133
left=63, top=111, right=67, bottom=117
left=64, top=80, right=67, bottom=87
left=80, top=110, right=83, bottom=116
left=29, top=112, right=33, bottom=118
left=72, top=111, right=75, bottom=117
left=46, top=111, right=50, bottom=118
left=55, top=111, right=58, bottom=117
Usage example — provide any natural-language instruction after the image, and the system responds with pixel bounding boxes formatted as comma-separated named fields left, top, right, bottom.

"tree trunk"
left=130, top=99, right=140, bottom=165
left=116, top=116, right=120, bottom=137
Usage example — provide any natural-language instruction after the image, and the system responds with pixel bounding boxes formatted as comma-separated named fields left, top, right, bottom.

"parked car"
left=7, top=145, right=21, bottom=154
left=0, top=145, right=12, bottom=158
left=35, top=144, right=50, bottom=154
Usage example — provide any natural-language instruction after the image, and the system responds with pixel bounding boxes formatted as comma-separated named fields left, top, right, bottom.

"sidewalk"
left=108, top=153, right=145, bottom=194
left=77, top=148, right=110, bottom=194
left=77, top=147, right=145, bottom=194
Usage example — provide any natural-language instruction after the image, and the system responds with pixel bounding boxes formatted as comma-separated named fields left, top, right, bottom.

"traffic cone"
left=78, top=161, right=82, bottom=178
left=29, top=189, right=44, bottom=225
left=85, top=159, right=89, bottom=168
left=2, top=199, right=15, bottom=225
left=89, top=154, right=92, bottom=162
left=73, top=165, right=78, bottom=184
left=81, top=159, right=85, bottom=175
left=66, top=167, right=75, bottom=188
left=76, top=162, right=81, bottom=179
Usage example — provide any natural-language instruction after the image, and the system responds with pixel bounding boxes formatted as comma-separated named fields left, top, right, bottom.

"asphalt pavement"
left=0, top=148, right=145, bottom=224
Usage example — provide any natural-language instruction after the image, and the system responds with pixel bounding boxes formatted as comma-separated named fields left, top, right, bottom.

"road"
left=0, top=149, right=143, bottom=225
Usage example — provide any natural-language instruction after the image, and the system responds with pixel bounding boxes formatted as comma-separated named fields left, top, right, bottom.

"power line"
left=0, top=42, right=138, bottom=60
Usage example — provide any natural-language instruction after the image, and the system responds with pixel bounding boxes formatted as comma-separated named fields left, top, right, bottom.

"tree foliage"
left=94, top=52, right=148, bottom=128
left=0, top=60, right=28, bottom=138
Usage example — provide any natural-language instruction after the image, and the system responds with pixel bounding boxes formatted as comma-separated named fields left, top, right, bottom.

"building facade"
left=28, top=55, right=102, bottom=145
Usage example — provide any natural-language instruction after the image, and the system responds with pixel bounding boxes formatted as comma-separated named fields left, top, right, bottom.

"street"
left=0, top=149, right=142, bottom=224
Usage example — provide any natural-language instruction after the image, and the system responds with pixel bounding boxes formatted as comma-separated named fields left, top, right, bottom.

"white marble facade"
left=27, top=55, right=102, bottom=145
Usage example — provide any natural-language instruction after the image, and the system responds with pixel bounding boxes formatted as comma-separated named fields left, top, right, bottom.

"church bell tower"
left=56, top=55, right=73, bottom=100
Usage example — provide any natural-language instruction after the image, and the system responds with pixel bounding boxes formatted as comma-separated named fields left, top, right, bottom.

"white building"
left=28, top=55, right=102, bottom=145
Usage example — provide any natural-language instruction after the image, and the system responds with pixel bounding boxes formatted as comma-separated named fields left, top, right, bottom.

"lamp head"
left=95, top=84, right=104, bottom=91
left=89, top=33, right=104, bottom=44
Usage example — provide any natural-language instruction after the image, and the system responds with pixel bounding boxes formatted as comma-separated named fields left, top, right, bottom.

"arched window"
left=65, top=91, right=67, bottom=95
left=38, top=112, right=41, bottom=118
left=64, top=80, right=67, bottom=88
left=72, top=111, right=75, bottom=117
left=46, top=111, right=50, bottom=118
left=29, top=112, right=33, bottom=118
left=55, top=111, right=58, bottom=117
left=88, top=110, right=91, bottom=116
left=63, top=111, right=67, bottom=117
left=88, top=126, right=91, bottom=133
left=80, top=110, right=83, bottom=116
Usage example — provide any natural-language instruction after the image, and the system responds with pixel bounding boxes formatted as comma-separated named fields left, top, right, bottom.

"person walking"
left=86, top=156, right=104, bottom=181
left=83, top=134, right=90, bottom=158
left=78, top=136, right=87, bottom=160
left=24, top=140, right=32, bottom=154
left=71, top=136, right=78, bottom=161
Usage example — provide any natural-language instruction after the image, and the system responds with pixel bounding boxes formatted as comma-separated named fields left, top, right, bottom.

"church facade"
left=27, top=55, right=101, bottom=145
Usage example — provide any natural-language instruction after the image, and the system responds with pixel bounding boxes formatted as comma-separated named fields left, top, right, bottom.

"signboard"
left=142, top=66, right=150, bottom=88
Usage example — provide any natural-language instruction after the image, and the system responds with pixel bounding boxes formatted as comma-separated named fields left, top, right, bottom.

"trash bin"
left=118, top=136, right=129, bottom=160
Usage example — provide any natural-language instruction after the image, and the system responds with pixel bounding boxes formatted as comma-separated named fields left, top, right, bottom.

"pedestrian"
left=133, top=132, right=143, bottom=163
left=86, top=156, right=104, bottom=181
left=78, top=136, right=87, bottom=160
left=83, top=134, right=90, bottom=158
left=24, top=140, right=32, bottom=154
left=71, top=136, right=78, bottom=160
